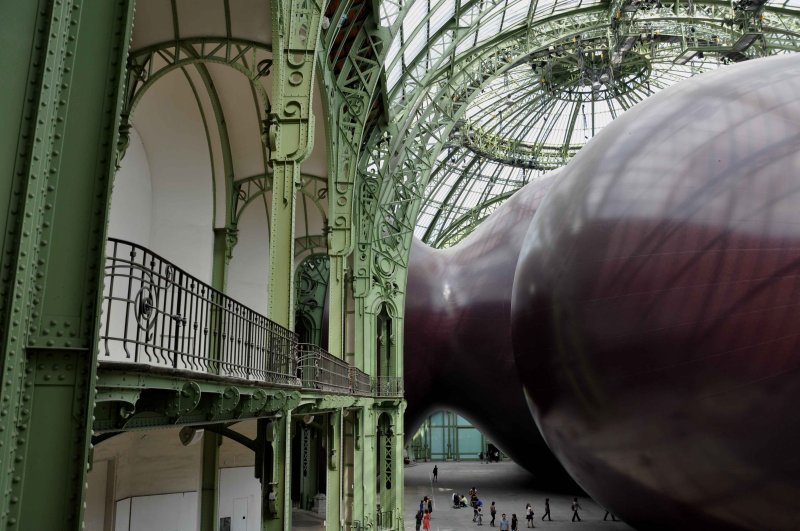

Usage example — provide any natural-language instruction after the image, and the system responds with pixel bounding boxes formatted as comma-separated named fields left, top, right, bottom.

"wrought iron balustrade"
left=375, top=376, right=404, bottom=397
left=349, top=367, right=372, bottom=396
left=101, top=238, right=298, bottom=385
left=297, top=343, right=351, bottom=393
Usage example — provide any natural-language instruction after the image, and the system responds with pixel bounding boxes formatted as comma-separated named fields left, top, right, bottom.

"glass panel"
left=403, top=0, right=427, bottom=40
left=502, top=0, right=529, bottom=30
left=458, top=429, right=483, bottom=457
left=430, top=0, right=456, bottom=35
left=379, top=0, right=402, bottom=27
left=404, top=30, right=428, bottom=66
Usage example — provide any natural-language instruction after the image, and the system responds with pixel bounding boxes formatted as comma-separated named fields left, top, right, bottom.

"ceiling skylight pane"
left=386, top=33, right=401, bottom=68
left=430, top=0, right=455, bottom=35
left=553, top=0, right=582, bottom=14
left=476, top=12, right=503, bottom=44
left=429, top=30, right=453, bottom=65
left=380, top=0, right=402, bottom=27
left=502, top=0, right=528, bottom=30
left=404, top=29, right=428, bottom=65
left=387, top=61, right=402, bottom=89
left=534, top=0, right=557, bottom=17
left=403, top=0, right=427, bottom=40
left=455, top=32, right=476, bottom=56
left=459, top=2, right=482, bottom=25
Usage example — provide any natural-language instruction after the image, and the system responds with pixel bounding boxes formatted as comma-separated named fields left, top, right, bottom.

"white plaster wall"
left=227, top=199, right=270, bottom=315
left=87, top=424, right=268, bottom=531
left=102, top=126, right=154, bottom=363
left=218, top=467, right=261, bottom=531
left=85, top=460, right=109, bottom=531
left=108, top=127, right=153, bottom=245
left=93, top=429, right=202, bottom=501
left=88, top=429, right=202, bottom=531
left=114, top=498, right=131, bottom=531
left=117, top=492, right=198, bottom=531
left=206, top=62, right=266, bottom=182
left=134, top=68, right=215, bottom=283
left=220, top=421, right=257, bottom=468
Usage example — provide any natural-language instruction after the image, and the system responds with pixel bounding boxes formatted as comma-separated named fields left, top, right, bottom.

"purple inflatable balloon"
left=404, top=174, right=575, bottom=484
left=512, top=54, right=800, bottom=530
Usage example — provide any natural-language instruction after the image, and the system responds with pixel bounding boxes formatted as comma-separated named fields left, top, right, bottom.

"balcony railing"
left=297, top=343, right=351, bottom=393
left=99, top=238, right=405, bottom=398
left=101, top=239, right=297, bottom=384
left=375, top=376, right=404, bottom=397
left=349, top=367, right=372, bottom=396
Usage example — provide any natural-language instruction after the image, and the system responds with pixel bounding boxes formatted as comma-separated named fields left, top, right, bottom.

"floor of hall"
left=403, top=461, right=635, bottom=531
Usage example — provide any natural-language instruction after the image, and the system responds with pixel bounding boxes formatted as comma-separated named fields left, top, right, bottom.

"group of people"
left=419, top=465, right=618, bottom=528
left=479, top=449, right=501, bottom=463
left=450, top=494, right=617, bottom=526
left=414, top=496, right=434, bottom=530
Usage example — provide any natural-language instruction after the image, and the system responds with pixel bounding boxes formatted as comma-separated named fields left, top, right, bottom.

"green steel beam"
left=267, top=0, right=327, bottom=332
left=199, top=432, right=221, bottom=531
left=0, top=0, right=134, bottom=529
left=93, top=364, right=303, bottom=432
left=320, top=1, right=388, bottom=360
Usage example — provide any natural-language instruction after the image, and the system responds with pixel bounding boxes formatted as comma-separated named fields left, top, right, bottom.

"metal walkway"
left=95, top=238, right=403, bottom=435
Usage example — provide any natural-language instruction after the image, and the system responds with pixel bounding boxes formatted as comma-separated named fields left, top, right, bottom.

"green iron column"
left=0, top=0, right=134, bottom=529
left=325, top=409, right=344, bottom=529
left=199, top=432, right=221, bottom=531
left=358, top=405, right=378, bottom=528
left=267, top=0, right=326, bottom=329
left=256, top=411, right=294, bottom=531
left=266, top=1, right=325, bottom=521
left=390, top=405, right=406, bottom=528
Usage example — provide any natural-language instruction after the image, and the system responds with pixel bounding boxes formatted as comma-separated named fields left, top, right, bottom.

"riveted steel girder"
left=267, top=0, right=327, bottom=332
left=0, top=1, right=134, bottom=529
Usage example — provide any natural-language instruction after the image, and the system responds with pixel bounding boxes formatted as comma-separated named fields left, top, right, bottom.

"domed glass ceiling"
left=379, top=0, right=800, bottom=247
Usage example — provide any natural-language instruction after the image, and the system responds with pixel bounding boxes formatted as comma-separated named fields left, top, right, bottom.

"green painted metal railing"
left=100, top=239, right=399, bottom=397
left=375, top=376, right=404, bottom=397
left=298, top=342, right=351, bottom=392
left=101, top=239, right=298, bottom=384
left=350, top=366, right=373, bottom=396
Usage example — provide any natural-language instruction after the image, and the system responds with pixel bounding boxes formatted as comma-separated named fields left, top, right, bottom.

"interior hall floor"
left=404, top=461, right=635, bottom=531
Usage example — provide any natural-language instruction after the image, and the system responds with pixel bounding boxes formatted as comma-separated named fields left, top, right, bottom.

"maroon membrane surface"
left=404, top=174, right=576, bottom=486
left=512, top=54, right=800, bottom=530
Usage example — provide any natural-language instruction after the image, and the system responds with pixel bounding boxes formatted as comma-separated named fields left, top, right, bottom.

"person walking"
left=433, top=465, right=438, bottom=483
left=542, top=499, right=551, bottom=521
left=571, top=498, right=582, bottom=522
left=604, top=509, right=618, bottom=521
left=490, top=501, right=497, bottom=526
left=423, top=510, right=431, bottom=530
left=499, top=514, right=510, bottom=531
left=415, top=509, right=423, bottom=531
left=476, top=507, right=483, bottom=526
left=525, top=503, right=535, bottom=527
left=427, top=497, right=433, bottom=517
left=511, top=513, right=519, bottom=531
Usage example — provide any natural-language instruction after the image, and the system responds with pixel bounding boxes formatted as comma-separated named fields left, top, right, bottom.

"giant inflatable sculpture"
left=405, top=175, right=576, bottom=485
left=407, top=53, right=800, bottom=530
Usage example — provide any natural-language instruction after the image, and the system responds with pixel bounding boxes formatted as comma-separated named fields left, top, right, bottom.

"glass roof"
left=382, top=0, right=800, bottom=248
left=383, top=0, right=605, bottom=98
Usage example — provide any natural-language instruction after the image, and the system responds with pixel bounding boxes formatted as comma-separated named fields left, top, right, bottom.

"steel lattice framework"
left=358, top=0, right=800, bottom=258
